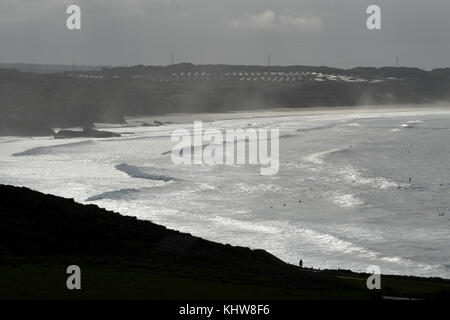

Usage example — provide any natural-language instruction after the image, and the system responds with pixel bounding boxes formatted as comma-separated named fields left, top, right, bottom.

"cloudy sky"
left=1, top=0, right=450, bottom=69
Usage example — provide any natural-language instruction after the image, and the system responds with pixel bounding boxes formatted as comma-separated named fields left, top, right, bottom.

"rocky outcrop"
left=142, top=120, right=174, bottom=127
left=54, top=128, right=121, bottom=139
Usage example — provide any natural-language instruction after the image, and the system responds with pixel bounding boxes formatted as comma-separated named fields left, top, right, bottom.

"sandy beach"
left=122, top=104, right=450, bottom=126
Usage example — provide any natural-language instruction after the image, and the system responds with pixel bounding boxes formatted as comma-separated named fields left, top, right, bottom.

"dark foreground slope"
left=0, top=185, right=449, bottom=300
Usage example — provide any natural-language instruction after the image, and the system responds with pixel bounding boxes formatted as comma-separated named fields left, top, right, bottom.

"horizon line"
left=0, top=61, right=446, bottom=71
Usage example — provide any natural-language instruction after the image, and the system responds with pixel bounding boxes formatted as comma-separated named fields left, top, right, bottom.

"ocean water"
left=1, top=107, right=449, bottom=278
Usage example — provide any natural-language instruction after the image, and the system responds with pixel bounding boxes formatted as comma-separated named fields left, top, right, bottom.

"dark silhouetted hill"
left=0, top=184, right=449, bottom=300
left=2, top=64, right=450, bottom=136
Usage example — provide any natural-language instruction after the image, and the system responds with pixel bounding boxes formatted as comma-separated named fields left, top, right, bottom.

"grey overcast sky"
left=1, top=0, right=450, bottom=69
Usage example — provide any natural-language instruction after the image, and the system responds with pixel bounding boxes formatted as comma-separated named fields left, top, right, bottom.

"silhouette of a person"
left=299, top=259, right=303, bottom=268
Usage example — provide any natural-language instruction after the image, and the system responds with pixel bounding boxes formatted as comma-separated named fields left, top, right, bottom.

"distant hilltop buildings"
left=67, top=63, right=402, bottom=85
left=2, top=63, right=450, bottom=137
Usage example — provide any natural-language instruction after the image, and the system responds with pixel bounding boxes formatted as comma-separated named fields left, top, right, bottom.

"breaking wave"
left=12, top=141, right=94, bottom=157
left=339, top=165, right=402, bottom=190
left=296, top=122, right=343, bottom=133
left=115, top=163, right=177, bottom=182
left=86, top=188, right=141, bottom=201
left=303, top=148, right=403, bottom=191
left=302, top=148, right=343, bottom=165
left=332, top=193, right=364, bottom=209
left=205, top=217, right=445, bottom=276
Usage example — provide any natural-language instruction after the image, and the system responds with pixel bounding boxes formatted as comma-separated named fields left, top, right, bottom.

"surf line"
left=170, top=121, right=279, bottom=175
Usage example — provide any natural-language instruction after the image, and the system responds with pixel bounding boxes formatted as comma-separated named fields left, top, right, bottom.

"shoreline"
left=2, top=106, right=449, bottom=280
left=122, top=104, right=450, bottom=126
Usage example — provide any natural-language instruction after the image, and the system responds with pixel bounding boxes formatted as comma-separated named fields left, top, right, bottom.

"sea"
left=1, top=106, right=449, bottom=278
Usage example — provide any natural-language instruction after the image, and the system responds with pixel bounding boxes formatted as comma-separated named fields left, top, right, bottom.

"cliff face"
left=1, top=64, right=450, bottom=136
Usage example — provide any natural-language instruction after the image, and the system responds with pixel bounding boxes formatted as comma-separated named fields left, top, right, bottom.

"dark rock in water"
left=0, top=118, right=55, bottom=137
left=142, top=120, right=173, bottom=127
left=54, top=128, right=121, bottom=139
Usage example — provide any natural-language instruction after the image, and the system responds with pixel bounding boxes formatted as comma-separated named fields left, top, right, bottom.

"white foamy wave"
left=197, top=183, right=216, bottom=191
left=339, top=165, right=401, bottom=190
left=296, top=226, right=377, bottom=258
left=115, top=163, right=177, bottom=182
left=206, top=215, right=375, bottom=256
left=210, top=216, right=281, bottom=234
left=401, top=120, right=422, bottom=129
left=344, top=122, right=362, bottom=127
left=332, top=193, right=364, bottom=209
left=207, top=217, right=445, bottom=275
left=302, top=148, right=342, bottom=165
left=86, top=182, right=178, bottom=201
left=296, top=122, right=342, bottom=133
left=231, top=183, right=282, bottom=195
left=304, top=149, right=402, bottom=191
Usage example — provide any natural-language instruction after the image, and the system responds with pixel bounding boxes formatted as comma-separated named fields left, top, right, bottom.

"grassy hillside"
left=0, top=185, right=449, bottom=300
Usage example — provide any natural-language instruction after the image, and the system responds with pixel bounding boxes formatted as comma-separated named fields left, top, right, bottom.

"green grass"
left=1, top=265, right=448, bottom=300
left=1, top=185, right=449, bottom=301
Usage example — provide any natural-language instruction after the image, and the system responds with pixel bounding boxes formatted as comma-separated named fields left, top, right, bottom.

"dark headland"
left=0, top=184, right=448, bottom=300
left=3, top=64, right=450, bottom=136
